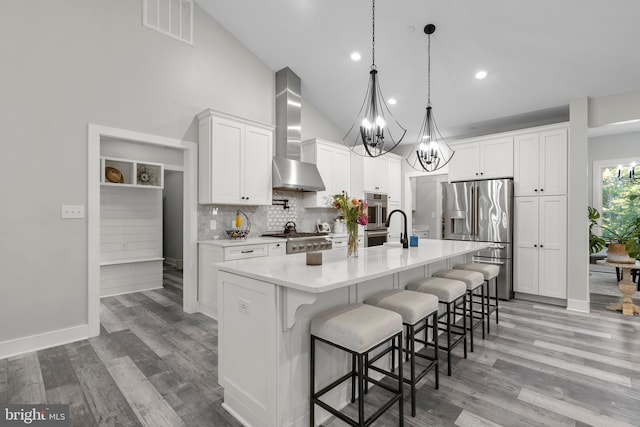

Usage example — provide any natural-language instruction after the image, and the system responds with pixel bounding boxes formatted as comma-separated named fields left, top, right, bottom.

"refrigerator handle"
left=470, top=186, right=476, bottom=236
left=475, top=185, right=480, bottom=237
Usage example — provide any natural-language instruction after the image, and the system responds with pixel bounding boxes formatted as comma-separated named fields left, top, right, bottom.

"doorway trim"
left=88, top=124, right=198, bottom=337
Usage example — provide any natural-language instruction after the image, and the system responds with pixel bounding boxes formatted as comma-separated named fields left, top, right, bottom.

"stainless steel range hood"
left=272, top=67, right=325, bottom=192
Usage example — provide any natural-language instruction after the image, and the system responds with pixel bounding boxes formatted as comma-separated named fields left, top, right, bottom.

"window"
left=593, top=159, right=640, bottom=238
left=143, top=0, right=193, bottom=45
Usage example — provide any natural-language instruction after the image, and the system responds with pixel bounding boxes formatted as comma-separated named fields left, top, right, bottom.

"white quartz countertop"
left=198, top=237, right=285, bottom=247
left=215, top=239, right=491, bottom=293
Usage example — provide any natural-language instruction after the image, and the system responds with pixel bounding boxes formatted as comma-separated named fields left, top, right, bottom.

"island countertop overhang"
left=214, top=239, right=492, bottom=294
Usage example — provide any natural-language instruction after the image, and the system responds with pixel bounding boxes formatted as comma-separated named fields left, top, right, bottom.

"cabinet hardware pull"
left=540, top=189, right=543, bottom=192
left=534, top=244, right=537, bottom=247
left=241, top=250, right=254, bottom=253
left=540, top=244, right=544, bottom=248
left=480, top=172, right=484, bottom=175
left=534, top=189, right=538, bottom=192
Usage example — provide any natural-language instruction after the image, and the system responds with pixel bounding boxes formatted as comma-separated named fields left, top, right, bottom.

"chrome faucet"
left=385, top=209, right=408, bottom=249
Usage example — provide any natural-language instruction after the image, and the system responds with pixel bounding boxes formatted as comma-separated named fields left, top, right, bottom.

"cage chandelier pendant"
left=343, top=0, right=406, bottom=157
left=406, top=24, right=454, bottom=172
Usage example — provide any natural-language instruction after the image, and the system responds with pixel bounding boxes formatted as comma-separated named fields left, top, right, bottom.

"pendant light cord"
left=371, top=0, right=376, bottom=69
left=427, top=33, right=431, bottom=107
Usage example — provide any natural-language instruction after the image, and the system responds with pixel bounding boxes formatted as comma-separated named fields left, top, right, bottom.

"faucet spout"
left=386, top=209, right=409, bottom=249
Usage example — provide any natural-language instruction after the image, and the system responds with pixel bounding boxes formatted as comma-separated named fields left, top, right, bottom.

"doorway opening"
left=88, top=124, right=198, bottom=337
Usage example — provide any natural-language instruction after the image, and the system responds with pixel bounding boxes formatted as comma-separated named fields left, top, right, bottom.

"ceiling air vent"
left=142, top=0, right=193, bottom=45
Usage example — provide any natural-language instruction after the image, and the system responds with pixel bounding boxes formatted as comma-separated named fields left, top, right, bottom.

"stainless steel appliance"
left=442, top=179, right=514, bottom=299
left=364, top=192, right=388, bottom=247
left=262, top=223, right=332, bottom=254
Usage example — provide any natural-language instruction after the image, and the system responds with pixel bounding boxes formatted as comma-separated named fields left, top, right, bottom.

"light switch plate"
left=210, top=220, right=217, bottom=230
left=61, top=205, right=85, bottom=219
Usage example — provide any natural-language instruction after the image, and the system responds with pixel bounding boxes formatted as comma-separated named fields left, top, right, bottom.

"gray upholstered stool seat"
left=454, top=262, right=501, bottom=333
left=310, top=303, right=402, bottom=353
left=310, top=303, right=405, bottom=426
left=434, top=269, right=485, bottom=351
left=434, top=269, right=484, bottom=290
left=406, top=277, right=466, bottom=302
left=364, top=289, right=440, bottom=417
left=406, top=277, right=468, bottom=376
left=454, top=263, right=499, bottom=280
left=365, top=289, right=438, bottom=324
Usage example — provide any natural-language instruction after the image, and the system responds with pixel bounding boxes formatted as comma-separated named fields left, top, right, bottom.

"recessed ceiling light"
left=350, top=52, right=361, bottom=61
left=475, top=70, right=488, bottom=80
left=388, top=98, right=397, bottom=105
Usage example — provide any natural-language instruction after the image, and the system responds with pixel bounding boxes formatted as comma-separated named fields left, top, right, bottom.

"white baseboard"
left=0, top=324, right=89, bottom=360
left=101, top=285, right=163, bottom=298
left=566, top=298, right=590, bottom=313
left=198, top=302, right=218, bottom=320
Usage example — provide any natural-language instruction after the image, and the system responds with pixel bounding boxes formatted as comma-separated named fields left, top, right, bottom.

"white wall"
left=0, top=0, right=342, bottom=347
left=412, top=176, right=439, bottom=235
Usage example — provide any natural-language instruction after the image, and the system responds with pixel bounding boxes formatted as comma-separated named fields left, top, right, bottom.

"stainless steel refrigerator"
left=442, top=179, right=514, bottom=299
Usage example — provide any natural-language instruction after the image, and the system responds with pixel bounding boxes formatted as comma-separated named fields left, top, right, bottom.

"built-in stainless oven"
left=364, top=192, right=388, bottom=247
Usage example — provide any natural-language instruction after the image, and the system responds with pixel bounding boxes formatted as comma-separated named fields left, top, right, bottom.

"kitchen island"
left=214, top=239, right=490, bottom=427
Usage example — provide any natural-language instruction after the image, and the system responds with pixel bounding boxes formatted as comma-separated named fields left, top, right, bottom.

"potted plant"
left=588, top=206, right=640, bottom=263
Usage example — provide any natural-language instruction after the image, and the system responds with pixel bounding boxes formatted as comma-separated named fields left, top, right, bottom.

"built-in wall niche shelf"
left=101, top=157, right=164, bottom=188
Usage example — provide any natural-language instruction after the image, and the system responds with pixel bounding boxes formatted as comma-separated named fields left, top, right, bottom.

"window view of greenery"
left=601, top=166, right=640, bottom=239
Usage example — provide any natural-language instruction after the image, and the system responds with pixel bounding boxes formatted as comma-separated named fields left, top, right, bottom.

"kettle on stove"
left=284, top=221, right=297, bottom=234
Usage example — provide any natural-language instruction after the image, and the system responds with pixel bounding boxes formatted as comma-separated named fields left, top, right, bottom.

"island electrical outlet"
left=238, top=298, right=250, bottom=315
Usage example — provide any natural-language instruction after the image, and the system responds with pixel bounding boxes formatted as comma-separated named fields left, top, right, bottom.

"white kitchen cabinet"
left=350, top=151, right=402, bottom=203
left=198, top=241, right=272, bottom=319
left=387, top=201, right=403, bottom=240
left=330, top=232, right=364, bottom=249
left=301, top=139, right=350, bottom=207
left=513, top=196, right=567, bottom=299
left=198, top=109, right=273, bottom=205
left=448, top=137, right=513, bottom=182
left=514, top=128, right=567, bottom=196
left=268, top=242, right=286, bottom=256
left=386, top=156, right=402, bottom=203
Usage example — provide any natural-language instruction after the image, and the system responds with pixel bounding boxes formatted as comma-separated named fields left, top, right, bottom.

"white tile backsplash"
left=198, top=190, right=338, bottom=240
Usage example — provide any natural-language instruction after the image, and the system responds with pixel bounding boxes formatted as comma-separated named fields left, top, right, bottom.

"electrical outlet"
left=210, top=220, right=217, bottom=230
left=238, top=298, right=250, bottom=315
left=61, top=205, right=85, bottom=219
left=211, top=207, right=218, bottom=215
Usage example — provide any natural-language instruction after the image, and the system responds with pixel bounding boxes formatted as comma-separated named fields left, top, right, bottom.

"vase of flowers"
left=332, top=192, right=368, bottom=258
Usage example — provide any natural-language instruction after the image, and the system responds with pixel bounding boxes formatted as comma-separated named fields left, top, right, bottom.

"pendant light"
left=343, top=0, right=406, bottom=157
left=405, top=24, right=454, bottom=172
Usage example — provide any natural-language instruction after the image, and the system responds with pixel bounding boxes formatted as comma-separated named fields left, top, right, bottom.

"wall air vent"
left=142, top=0, right=194, bottom=45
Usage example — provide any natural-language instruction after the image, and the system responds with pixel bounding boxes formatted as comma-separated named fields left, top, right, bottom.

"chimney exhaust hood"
left=272, top=67, right=325, bottom=192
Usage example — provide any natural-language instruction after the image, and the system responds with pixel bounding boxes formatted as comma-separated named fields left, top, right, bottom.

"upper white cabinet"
left=198, top=109, right=273, bottom=205
left=301, top=139, right=350, bottom=208
left=513, top=196, right=567, bottom=299
left=448, top=137, right=513, bottom=182
left=351, top=151, right=402, bottom=202
left=514, top=128, right=567, bottom=196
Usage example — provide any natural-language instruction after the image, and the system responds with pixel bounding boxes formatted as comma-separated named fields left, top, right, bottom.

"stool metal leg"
left=352, top=353, right=357, bottom=402
left=485, top=280, right=491, bottom=335
left=494, top=277, right=499, bottom=324
left=397, top=333, right=404, bottom=426
left=310, top=335, right=315, bottom=427
left=432, top=311, right=439, bottom=389
left=357, top=353, right=365, bottom=426
left=468, top=290, right=474, bottom=352
left=481, top=284, right=486, bottom=339
left=446, top=301, right=452, bottom=376
left=462, top=294, right=468, bottom=359
left=409, top=324, right=416, bottom=417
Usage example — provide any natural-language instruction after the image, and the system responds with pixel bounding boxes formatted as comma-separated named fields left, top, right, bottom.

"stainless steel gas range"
left=261, top=231, right=333, bottom=254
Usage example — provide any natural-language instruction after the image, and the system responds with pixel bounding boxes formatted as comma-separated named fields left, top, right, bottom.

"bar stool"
left=433, top=270, right=485, bottom=352
left=454, top=263, right=500, bottom=333
left=364, top=289, right=439, bottom=417
left=310, top=303, right=404, bottom=427
left=406, top=277, right=467, bottom=376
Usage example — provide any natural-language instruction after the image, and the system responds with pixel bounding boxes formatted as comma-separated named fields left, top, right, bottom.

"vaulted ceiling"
left=197, top=0, right=640, bottom=141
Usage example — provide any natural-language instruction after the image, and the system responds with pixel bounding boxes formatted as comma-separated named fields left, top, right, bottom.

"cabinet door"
left=513, top=197, right=539, bottom=294
left=514, top=133, right=540, bottom=196
left=243, top=125, right=273, bottom=205
left=198, top=245, right=223, bottom=319
left=538, top=196, right=567, bottom=298
left=363, top=156, right=387, bottom=193
left=211, top=118, right=243, bottom=204
left=448, top=142, right=480, bottom=182
left=268, top=242, right=286, bottom=257
left=386, top=156, right=402, bottom=203
left=332, top=148, right=351, bottom=198
left=539, top=129, right=567, bottom=196
left=480, top=137, right=513, bottom=179
left=387, top=202, right=403, bottom=240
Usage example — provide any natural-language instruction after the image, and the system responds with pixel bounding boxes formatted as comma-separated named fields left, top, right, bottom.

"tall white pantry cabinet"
left=513, top=127, right=568, bottom=300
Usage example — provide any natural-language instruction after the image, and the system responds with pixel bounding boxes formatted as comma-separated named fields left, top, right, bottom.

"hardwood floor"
left=2, top=287, right=640, bottom=426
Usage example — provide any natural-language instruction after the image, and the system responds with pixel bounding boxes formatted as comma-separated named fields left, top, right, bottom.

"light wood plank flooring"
left=1, top=287, right=639, bottom=426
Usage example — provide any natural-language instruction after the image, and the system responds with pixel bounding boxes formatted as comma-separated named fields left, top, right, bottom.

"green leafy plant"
left=588, top=206, right=640, bottom=258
